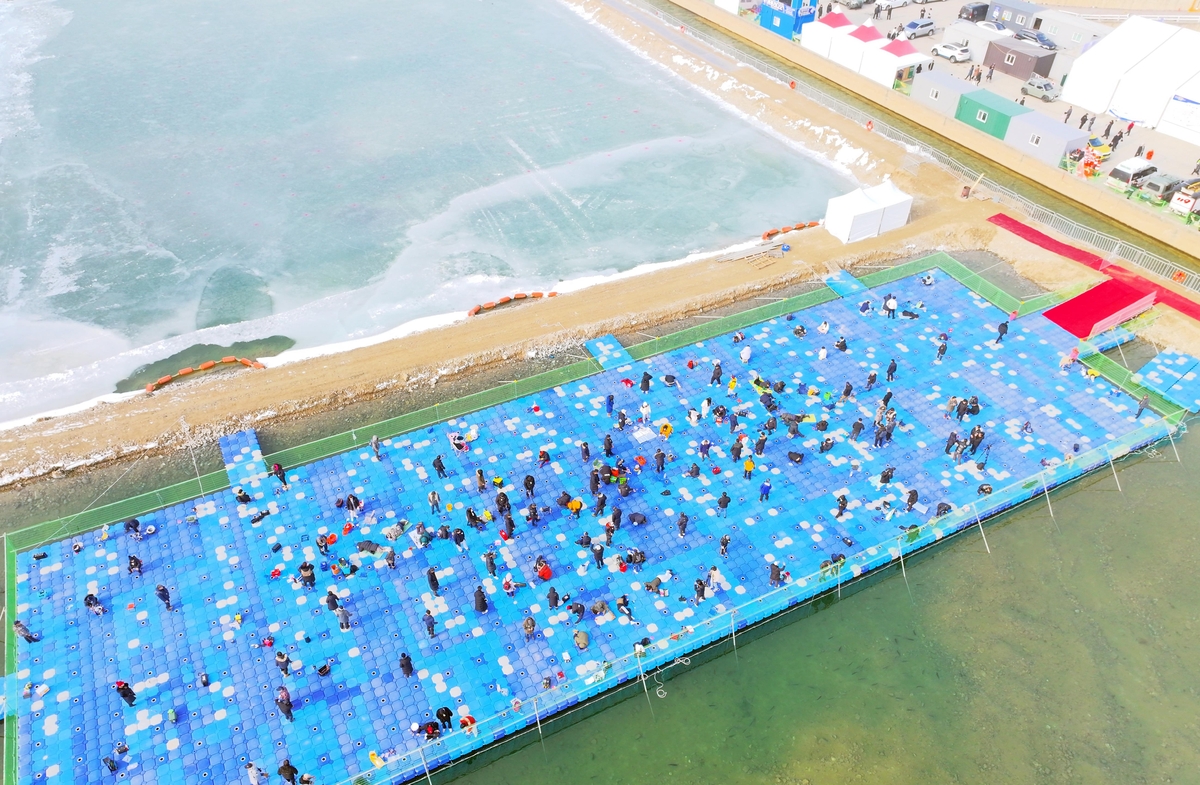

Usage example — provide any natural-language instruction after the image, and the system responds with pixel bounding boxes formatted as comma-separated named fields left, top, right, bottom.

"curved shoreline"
left=5, top=0, right=1200, bottom=495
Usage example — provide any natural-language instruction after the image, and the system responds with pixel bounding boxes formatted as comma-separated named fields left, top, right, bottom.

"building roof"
left=991, top=0, right=1045, bottom=15
left=961, top=88, right=1035, bottom=116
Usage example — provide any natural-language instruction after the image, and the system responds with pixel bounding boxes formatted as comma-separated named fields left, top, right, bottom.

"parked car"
left=1106, top=157, right=1157, bottom=191
left=1141, top=173, right=1185, bottom=202
left=913, top=0, right=947, bottom=4
left=958, top=2, right=989, bottom=21
left=843, top=0, right=869, bottom=7
left=1014, top=28, right=1058, bottom=50
left=1020, top=75, right=1061, bottom=102
left=932, top=43, right=971, bottom=62
left=1168, top=179, right=1200, bottom=216
left=1086, top=137, right=1111, bottom=161
left=878, top=0, right=910, bottom=8
left=977, top=20, right=1014, bottom=36
left=904, top=19, right=936, bottom=38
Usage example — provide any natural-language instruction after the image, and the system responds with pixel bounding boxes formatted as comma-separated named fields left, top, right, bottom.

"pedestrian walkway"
left=584, top=335, right=635, bottom=370
left=10, top=266, right=1167, bottom=785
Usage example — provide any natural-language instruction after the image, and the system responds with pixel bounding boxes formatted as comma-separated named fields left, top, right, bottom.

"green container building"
left=954, top=89, right=1033, bottom=140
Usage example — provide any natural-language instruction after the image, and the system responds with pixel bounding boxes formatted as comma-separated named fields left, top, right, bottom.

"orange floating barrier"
left=497, top=296, right=511, bottom=305
left=221, top=356, right=238, bottom=364
left=198, top=361, right=216, bottom=371
left=513, top=293, right=527, bottom=300
left=239, top=358, right=254, bottom=367
left=251, top=362, right=265, bottom=369
left=807, top=221, right=819, bottom=227
left=530, top=292, right=544, bottom=298
left=547, top=292, right=557, bottom=297
left=482, top=302, right=496, bottom=310
left=157, top=375, right=173, bottom=386
left=468, top=305, right=481, bottom=317
left=177, top=367, right=194, bottom=376
left=780, top=225, right=794, bottom=233
left=145, top=383, right=156, bottom=393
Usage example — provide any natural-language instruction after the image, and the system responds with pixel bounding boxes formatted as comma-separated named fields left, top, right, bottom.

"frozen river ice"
left=0, top=0, right=852, bottom=421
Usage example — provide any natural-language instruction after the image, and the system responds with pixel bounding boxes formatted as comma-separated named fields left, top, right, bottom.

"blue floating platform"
left=823, top=270, right=867, bottom=297
left=1133, top=349, right=1200, bottom=413
left=10, top=269, right=1171, bottom=785
left=1085, top=324, right=1136, bottom=355
left=584, top=335, right=635, bottom=370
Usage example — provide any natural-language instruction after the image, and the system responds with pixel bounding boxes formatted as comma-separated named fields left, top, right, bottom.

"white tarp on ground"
left=823, top=181, right=912, bottom=243
left=800, top=12, right=853, bottom=59
left=1159, top=71, right=1200, bottom=148
left=1108, top=27, right=1200, bottom=128
left=1060, top=17, right=1182, bottom=117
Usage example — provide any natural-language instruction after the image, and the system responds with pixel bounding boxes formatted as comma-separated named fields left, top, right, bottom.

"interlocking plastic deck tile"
left=1132, top=349, right=1200, bottom=413
left=12, top=269, right=1162, bottom=785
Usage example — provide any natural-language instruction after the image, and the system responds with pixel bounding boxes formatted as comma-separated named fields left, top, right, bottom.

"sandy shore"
left=1, top=0, right=1196, bottom=491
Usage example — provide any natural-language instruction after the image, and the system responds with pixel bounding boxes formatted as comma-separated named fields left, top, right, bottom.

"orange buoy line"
left=761, top=221, right=819, bottom=243
left=467, top=291, right=558, bottom=317
left=144, top=356, right=265, bottom=393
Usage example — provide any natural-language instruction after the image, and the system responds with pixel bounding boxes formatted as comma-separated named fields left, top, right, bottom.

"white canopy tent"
left=859, top=38, right=932, bottom=88
left=828, top=24, right=886, bottom=74
left=1061, top=17, right=1181, bottom=116
left=867, top=181, right=913, bottom=234
left=800, top=12, right=853, bottom=58
left=1159, top=72, right=1200, bottom=147
left=1108, top=27, right=1200, bottom=128
left=823, top=181, right=912, bottom=244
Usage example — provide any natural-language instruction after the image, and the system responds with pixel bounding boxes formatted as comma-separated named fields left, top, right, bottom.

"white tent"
left=1159, top=72, right=1200, bottom=147
left=823, top=181, right=912, bottom=244
left=800, top=12, right=853, bottom=59
left=859, top=38, right=932, bottom=89
left=1060, top=17, right=1180, bottom=115
left=829, top=24, right=886, bottom=74
left=1108, top=27, right=1200, bottom=127
left=865, top=181, right=913, bottom=234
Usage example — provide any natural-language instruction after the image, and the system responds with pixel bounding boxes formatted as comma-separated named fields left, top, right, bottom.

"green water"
left=448, top=430, right=1200, bottom=785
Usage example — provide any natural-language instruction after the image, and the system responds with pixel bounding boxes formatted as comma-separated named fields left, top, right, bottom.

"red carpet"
left=987, top=213, right=1200, bottom=323
left=1043, top=278, right=1156, bottom=338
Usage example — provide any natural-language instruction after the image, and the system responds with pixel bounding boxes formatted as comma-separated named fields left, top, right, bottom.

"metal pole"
left=636, top=652, right=655, bottom=716
left=897, top=537, right=914, bottom=604
left=418, top=743, right=435, bottom=785
left=1108, top=453, right=1123, bottom=494
left=974, top=506, right=991, bottom=554
left=1167, top=425, right=1182, bottom=463
left=1040, top=471, right=1059, bottom=532
left=730, top=611, right=739, bottom=664
left=1116, top=340, right=1130, bottom=369
left=532, top=695, right=546, bottom=754
left=835, top=561, right=842, bottom=600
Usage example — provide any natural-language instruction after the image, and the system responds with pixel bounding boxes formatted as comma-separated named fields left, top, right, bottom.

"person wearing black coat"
left=427, top=567, right=440, bottom=596
left=473, top=586, right=488, bottom=613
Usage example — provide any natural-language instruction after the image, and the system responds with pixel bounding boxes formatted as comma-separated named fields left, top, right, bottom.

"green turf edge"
left=6, top=535, right=19, bottom=785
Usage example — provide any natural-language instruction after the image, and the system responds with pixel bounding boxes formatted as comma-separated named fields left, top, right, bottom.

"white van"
left=1106, top=157, right=1157, bottom=191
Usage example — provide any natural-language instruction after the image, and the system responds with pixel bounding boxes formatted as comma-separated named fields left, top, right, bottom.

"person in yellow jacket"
left=566, top=498, right=584, bottom=519
left=659, top=422, right=673, bottom=440
left=743, top=457, right=755, bottom=479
